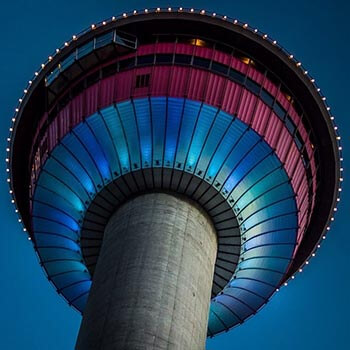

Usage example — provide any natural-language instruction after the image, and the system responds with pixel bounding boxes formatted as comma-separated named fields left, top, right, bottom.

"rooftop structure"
left=7, top=8, right=342, bottom=349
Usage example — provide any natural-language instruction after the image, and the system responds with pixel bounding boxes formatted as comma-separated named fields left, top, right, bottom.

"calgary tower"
left=7, top=7, right=342, bottom=350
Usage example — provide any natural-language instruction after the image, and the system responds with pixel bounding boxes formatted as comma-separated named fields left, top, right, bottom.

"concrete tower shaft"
left=76, top=193, right=217, bottom=350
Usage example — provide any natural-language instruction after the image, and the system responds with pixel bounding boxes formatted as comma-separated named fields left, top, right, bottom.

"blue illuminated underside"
left=32, top=97, right=298, bottom=335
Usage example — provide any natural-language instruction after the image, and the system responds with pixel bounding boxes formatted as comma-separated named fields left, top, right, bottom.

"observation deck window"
left=193, top=57, right=211, bottom=69
left=137, top=55, right=155, bottom=66
left=174, top=54, right=192, bottom=65
left=155, top=53, right=173, bottom=64
left=273, top=101, right=286, bottom=120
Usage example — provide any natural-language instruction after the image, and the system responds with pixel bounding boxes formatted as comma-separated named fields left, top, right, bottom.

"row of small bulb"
left=5, top=8, right=343, bottom=287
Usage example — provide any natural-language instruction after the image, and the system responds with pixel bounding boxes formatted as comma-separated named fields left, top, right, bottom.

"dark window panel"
left=285, top=115, right=297, bottom=135
left=246, top=78, right=261, bottom=95
left=119, top=57, right=136, bottom=70
left=174, top=54, right=192, bottom=65
left=229, top=68, right=245, bottom=84
left=136, top=74, right=150, bottom=88
left=260, top=89, right=274, bottom=107
left=273, top=102, right=286, bottom=120
left=95, top=31, right=114, bottom=49
left=211, top=62, right=229, bottom=75
left=155, top=53, right=173, bottom=64
left=137, top=55, right=155, bottom=66
left=295, top=131, right=304, bottom=151
left=193, top=57, right=211, bottom=69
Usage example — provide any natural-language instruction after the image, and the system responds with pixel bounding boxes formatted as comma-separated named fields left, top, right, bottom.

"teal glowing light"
left=32, top=97, right=298, bottom=334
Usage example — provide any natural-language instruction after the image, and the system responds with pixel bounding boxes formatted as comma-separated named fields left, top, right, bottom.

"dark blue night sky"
left=1, top=1, right=348, bottom=349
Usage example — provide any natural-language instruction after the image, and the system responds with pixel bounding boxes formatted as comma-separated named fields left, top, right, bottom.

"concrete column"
left=76, top=192, right=217, bottom=350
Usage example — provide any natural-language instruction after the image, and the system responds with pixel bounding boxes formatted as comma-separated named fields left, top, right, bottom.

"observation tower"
left=7, top=7, right=342, bottom=350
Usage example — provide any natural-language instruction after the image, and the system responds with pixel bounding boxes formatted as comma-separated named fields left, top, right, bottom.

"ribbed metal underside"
left=32, top=97, right=298, bottom=335
left=81, top=170, right=240, bottom=298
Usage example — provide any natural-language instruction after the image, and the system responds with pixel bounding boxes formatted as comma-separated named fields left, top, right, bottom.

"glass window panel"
left=38, top=247, right=81, bottom=262
left=235, top=268, right=282, bottom=286
left=72, top=292, right=89, bottom=311
left=285, top=115, right=296, bottom=135
left=51, top=271, right=90, bottom=288
left=77, top=40, right=94, bottom=59
left=40, top=155, right=91, bottom=204
left=137, top=55, right=154, bottom=66
left=100, top=105, right=130, bottom=173
left=60, top=52, right=76, bottom=72
left=246, top=78, right=261, bottom=95
left=44, top=260, right=86, bottom=276
left=62, top=134, right=103, bottom=188
left=206, top=118, right=247, bottom=183
left=61, top=281, right=91, bottom=301
left=35, top=233, right=79, bottom=250
left=174, top=54, right=192, bottom=65
left=150, top=97, right=167, bottom=167
left=174, top=99, right=201, bottom=170
left=223, top=287, right=265, bottom=311
left=196, top=111, right=232, bottom=176
left=86, top=113, right=121, bottom=177
left=260, top=89, right=274, bottom=107
left=75, top=122, right=111, bottom=182
left=229, top=68, right=245, bottom=84
left=193, top=56, right=211, bottom=69
left=33, top=202, right=79, bottom=232
left=116, top=101, right=141, bottom=171
left=211, top=62, right=229, bottom=75
left=155, top=53, right=173, bottom=64
left=164, top=98, right=185, bottom=167
left=216, top=294, right=252, bottom=319
left=34, top=186, right=82, bottom=221
left=32, top=217, right=78, bottom=240
left=273, top=101, right=286, bottom=120
left=186, top=104, right=218, bottom=172
left=133, top=98, right=152, bottom=168
left=52, top=143, right=96, bottom=194
left=95, top=31, right=114, bottom=49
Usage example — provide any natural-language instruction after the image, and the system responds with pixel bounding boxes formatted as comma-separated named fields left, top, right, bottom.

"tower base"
left=76, top=192, right=217, bottom=350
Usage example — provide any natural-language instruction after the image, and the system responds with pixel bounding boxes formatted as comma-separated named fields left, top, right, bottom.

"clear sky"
left=1, top=0, right=348, bottom=349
